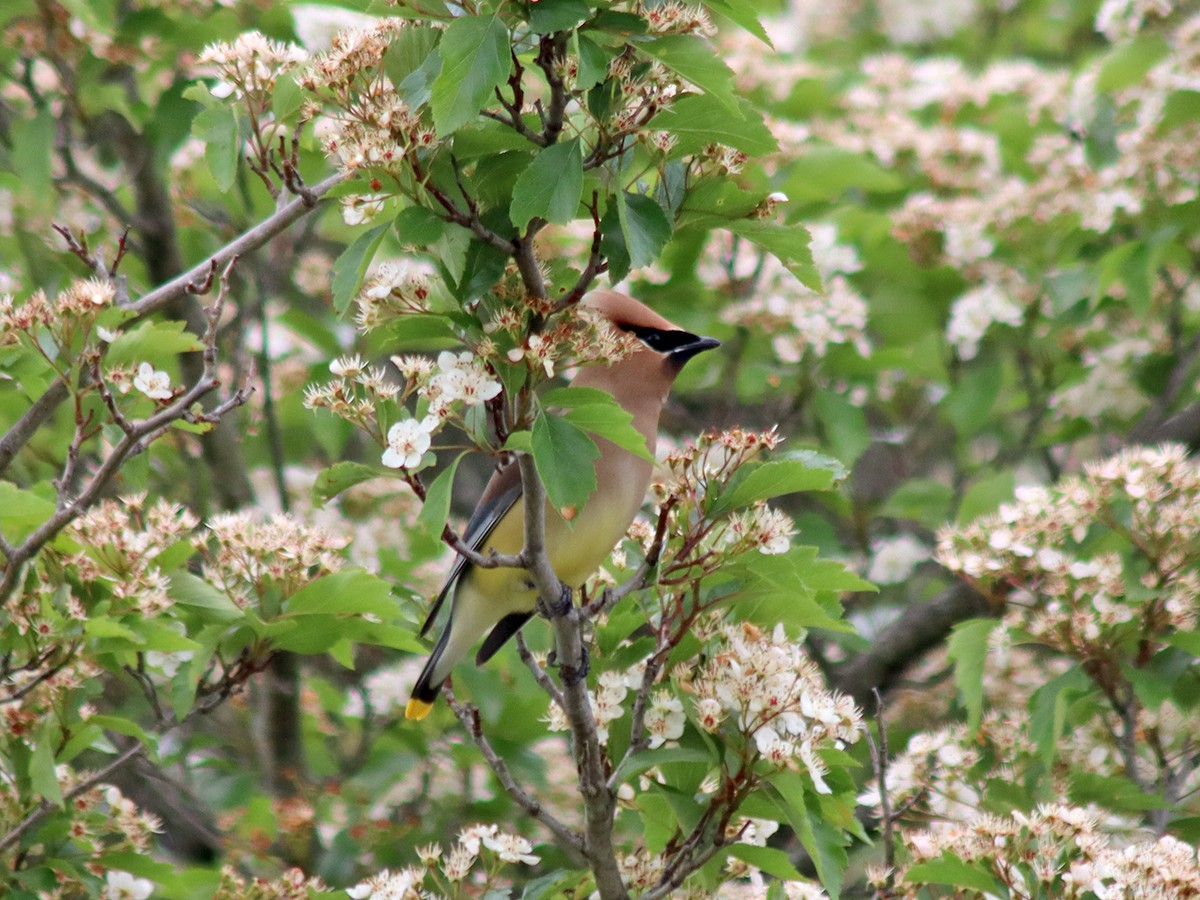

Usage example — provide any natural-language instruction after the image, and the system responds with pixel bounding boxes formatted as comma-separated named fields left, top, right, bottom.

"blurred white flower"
left=945, top=283, right=1023, bottom=360
left=866, top=534, right=930, bottom=584
left=104, top=870, right=153, bottom=900
left=644, top=691, right=686, bottom=748
left=133, top=362, right=172, bottom=400
left=381, top=416, right=438, bottom=469
left=482, top=831, right=541, bottom=865
left=342, top=193, right=386, bottom=226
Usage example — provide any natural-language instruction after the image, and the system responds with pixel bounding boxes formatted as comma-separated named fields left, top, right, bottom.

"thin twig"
left=515, top=632, right=564, bottom=709
left=444, top=687, right=586, bottom=861
left=584, top=498, right=676, bottom=619
left=870, top=688, right=896, bottom=880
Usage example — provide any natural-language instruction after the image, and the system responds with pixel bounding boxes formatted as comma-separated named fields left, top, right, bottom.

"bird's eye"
left=623, top=325, right=702, bottom=353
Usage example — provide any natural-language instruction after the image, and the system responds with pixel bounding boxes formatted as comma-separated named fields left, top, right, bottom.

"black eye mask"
left=622, top=324, right=721, bottom=360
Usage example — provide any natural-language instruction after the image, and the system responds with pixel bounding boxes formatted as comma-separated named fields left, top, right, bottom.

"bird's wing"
left=419, top=457, right=523, bottom=637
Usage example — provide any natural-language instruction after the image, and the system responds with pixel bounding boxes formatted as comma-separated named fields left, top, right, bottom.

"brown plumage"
left=406, top=289, right=718, bottom=720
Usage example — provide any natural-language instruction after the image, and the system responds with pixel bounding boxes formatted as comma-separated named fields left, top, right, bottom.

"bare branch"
left=515, top=632, right=564, bottom=709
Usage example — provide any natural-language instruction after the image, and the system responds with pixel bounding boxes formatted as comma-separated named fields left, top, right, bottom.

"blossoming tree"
left=2, top=0, right=1200, bottom=898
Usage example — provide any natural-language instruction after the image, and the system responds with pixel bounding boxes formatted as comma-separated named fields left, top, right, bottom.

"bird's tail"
left=406, top=625, right=451, bottom=720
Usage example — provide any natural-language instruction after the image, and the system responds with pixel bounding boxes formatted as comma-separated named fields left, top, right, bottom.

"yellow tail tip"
left=405, top=697, right=434, bottom=720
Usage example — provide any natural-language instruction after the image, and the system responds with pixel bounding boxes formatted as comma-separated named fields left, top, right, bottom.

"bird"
left=405, top=289, right=720, bottom=720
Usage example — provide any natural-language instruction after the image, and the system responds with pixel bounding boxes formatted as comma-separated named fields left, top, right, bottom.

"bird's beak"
left=669, top=335, right=721, bottom=364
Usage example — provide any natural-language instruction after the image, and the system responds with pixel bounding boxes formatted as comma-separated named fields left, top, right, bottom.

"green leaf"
left=12, top=109, right=54, bottom=201
left=542, top=385, right=654, bottom=461
left=284, top=569, right=399, bottom=618
left=1028, top=664, right=1092, bottom=765
left=30, top=723, right=64, bottom=809
left=1069, top=771, right=1169, bottom=812
left=906, top=856, right=1002, bottom=893
left=767, top=771, right=846, bottom=900
left=714, top=451, right=844, bottom=515
left=575, top=34, right=609, bottom=89
left=529, top=0, right=590, bottom=33
left=727, top=844, right=805, bottom=880
left=430, top=13, right=511, bottom=136
left=1095, top=33, right=1169, bottom=92
left=649, top=93, right=777, bottom=156
left=168, top=571, right=243, bottom=623
left=724, top=548, right=856, bottom=632
left=618, top=191, right=673, bottom=270
left=332, top=220, right=391, bottom=315
left=85, top=617, right=144, bottom=643
left=95, top=852, right=177, bottom=882
left=1165, top=631, right=1200, bottom=656
left=311, top=461, right=384, bottom=506
left=400, top=45, right=443, bottom=109
left=957, top=470, right=1016, bottom=523
left=418, top=452, right=466, bottom=539
left=612, top=745, right=712, bottom=786
left=88, top=714, right=154, bottom=747
left=105, top=320, right=205, bottom=368
left=947, top=619, right=997, bottom=734
left=137, top=622, right=201, bottom=654
left=813, top=389, right=869, bottom=465
left=394, top=204, right=447, bottom=244
left=941, top=359, right=1002, bottom=434
left=271, top=72, right=305, bottom=120
left=531, top=411, right=600, bottom=512
left=510, top=138, right=584, bottom=229
left=0, top=481, right=55, bottom=539
left=638, top=34, right=741, bottom=114
left=638, top=790, right=678, bottom=854
left=880, top=477, right=954, bottom=526
left=1159, top=89, right=1200, bottom=132
left=782, top=147, right=903, bottom=203
left=192, top=106, right=240, bottom=192
left=702, top=0, right=773, bottom=45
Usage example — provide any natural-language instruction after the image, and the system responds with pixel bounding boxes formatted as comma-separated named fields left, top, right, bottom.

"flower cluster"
left=654, top=427, right=785, bottom=506
left=0, top=776, right=161, bottom=884
left=642, top=2, right=717, bottom=37
left=0, top=278, right=115, bottom=347
left=301, top=19, right=428, bottom=181
left=717, top=225, right=869, bottom=362
left=682, top=622, right=864, bottom=791
left=875, top=803, right=1200, bottom=899
left=944, top=279, right=1026, bottom=360
left=344, top=823, right=540, bottom=897
left=306, top=346, right=505, bottom=472
left=67, top=495, right=199, bottom=616
left=354, top=259, right=435, bottom=332
left=212, top=865, right=328, bottom=900
left=198, top=511, right=347, bottom=608
left=197, top=31, right=307, bottom=103
left=938, top=444, right=1200, bottom=659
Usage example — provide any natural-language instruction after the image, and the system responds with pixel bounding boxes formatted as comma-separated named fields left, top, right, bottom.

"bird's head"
left=580, top=289, right=721, bottom=376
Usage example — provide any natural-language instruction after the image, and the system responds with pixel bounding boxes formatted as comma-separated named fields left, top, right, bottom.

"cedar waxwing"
left=405, top=290, right=720, bottom=720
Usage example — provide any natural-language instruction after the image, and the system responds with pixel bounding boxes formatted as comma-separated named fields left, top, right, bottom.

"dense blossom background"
left=2, top=0, right=1200, bottom=897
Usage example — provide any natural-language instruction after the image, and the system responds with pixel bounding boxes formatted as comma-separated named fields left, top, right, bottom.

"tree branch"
left=445, top=687, right=586, bottom=862
left=0, top=173, right=345, bottom=480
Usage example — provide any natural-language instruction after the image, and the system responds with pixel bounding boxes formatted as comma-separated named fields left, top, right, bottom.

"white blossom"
left=482, top=831, right=541, bottom=865
left=133, top=362, right=173, bottom=400
left=381, top=415, right=438, bottom=469
left=104, top=871, right=153, bottom=900
left=644, top=691, right=686, bottom=748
